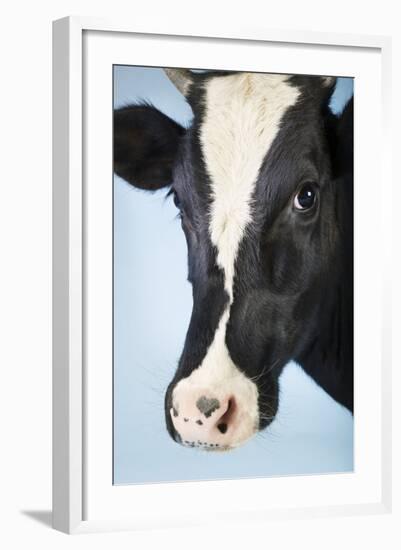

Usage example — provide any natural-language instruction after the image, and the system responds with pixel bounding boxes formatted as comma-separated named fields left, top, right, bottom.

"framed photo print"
left=52, top=17, right=392, bottom=534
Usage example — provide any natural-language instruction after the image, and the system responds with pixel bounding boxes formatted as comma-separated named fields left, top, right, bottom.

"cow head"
left=114, top=70, right=353, bottom=451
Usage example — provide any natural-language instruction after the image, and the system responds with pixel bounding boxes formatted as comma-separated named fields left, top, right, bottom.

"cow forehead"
left=171, top=74, right=302, bottom=421
left=200, top=72, right=301, bottom=301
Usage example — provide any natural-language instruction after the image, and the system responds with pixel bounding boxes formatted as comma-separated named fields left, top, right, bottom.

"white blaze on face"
left=172, top=73, right=300, bottom=447
left=203, top=72, right=300, bottom=301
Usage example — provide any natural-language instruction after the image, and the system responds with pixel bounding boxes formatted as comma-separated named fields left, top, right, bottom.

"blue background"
left=113, top=66, right=354, bottom=485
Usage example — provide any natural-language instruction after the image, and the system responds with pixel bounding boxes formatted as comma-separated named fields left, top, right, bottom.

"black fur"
left=114, top=104, right=185, bottom=190
left=114, top=73, right=354, bottom=443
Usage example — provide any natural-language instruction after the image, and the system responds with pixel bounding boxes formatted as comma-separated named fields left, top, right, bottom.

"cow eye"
left=293, top=183, right=317, bottom=211
left=172, top=190, right=182, bottom=210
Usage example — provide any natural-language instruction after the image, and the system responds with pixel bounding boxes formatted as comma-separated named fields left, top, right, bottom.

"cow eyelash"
left=167, top=189, right=187, bottom=224
left=173, top=191, right=182, bottom=210
left=168, top=188, right=196, bottom=233
left=167, top=188, right=182, bottom=211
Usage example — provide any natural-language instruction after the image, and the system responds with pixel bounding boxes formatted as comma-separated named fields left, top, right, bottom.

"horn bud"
left=321, top=76, right=336, bottom=87
left=164, top=68, right=193, bottom=96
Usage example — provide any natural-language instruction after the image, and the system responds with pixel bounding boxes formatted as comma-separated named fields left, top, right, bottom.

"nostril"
left=216, top=397, right=236, bottom=435
left=217, top=423, right=227, bottom=434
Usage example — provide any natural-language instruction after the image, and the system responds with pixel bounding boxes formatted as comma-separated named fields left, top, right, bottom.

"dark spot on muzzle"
left=196, top=396, right=220, bottom=418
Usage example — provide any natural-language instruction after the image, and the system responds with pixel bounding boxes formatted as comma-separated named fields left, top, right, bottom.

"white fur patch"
left=202, top=73, right=300, bottom=300
left=173, top=73, right=300, bottom=446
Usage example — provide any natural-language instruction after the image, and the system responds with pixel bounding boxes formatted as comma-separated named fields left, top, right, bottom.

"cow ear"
left=327, top=97, right=353, bottom=178
left=114, top=104, right=185, bottom=191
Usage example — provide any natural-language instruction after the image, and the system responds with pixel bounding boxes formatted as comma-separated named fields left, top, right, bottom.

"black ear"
left=328, top=97, right=353, bottom=178
left=114, top=104, right=185, bottom=191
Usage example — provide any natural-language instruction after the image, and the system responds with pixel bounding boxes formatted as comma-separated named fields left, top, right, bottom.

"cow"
left=114, top=69, right=353, bottom=452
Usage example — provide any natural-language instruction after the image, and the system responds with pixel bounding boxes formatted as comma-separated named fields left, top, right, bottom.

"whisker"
left=248, top=359, right=281, bottom=383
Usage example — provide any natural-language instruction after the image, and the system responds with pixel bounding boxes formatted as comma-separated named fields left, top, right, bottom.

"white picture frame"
left=52, top=16, right=393, bottom=534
